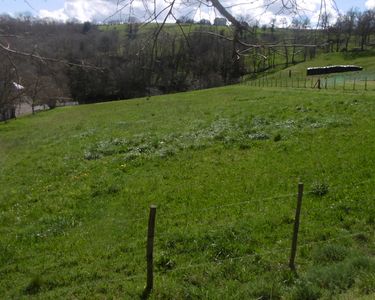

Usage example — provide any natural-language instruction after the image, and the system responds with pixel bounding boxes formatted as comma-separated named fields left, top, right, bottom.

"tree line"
left=0, top=7, right=374, bottom=121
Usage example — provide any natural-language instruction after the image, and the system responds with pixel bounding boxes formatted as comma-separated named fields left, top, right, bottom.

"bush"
left=24, top=276, right=44, bottom=295
left=273, top=133, right=282, bottom=142
left=311, top=181, right=329, bottom=196
left=355, top=272, right=375, bottom=294
left=312, top=244, right=348, bottom=264
left=291, top=280, right=321, bottom=300
left=306, top=256, right=375, bottom=294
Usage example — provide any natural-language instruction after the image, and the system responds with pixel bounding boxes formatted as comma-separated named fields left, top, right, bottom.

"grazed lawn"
left=1, top=86, right=374, bottom=299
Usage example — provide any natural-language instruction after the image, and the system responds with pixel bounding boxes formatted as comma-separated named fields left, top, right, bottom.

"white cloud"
left=39, top=0, right=118, bottom=23
left=365, top=0, right=375, bottom=9
left=37, top=0, right=340, bottom=26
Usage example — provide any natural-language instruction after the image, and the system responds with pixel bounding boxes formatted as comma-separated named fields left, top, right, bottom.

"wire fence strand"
left=157, top=230, right=373, bottom=274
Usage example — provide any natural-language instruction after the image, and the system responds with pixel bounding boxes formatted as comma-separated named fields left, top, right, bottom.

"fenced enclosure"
left=243, top=70, right=375, bottom=91
left=111, top=178, right=374, bottom=296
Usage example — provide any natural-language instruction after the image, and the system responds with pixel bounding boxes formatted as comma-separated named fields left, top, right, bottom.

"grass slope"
left=1, top=86, right=375, bottom=299
left=258, top=50, right=375, bottom=91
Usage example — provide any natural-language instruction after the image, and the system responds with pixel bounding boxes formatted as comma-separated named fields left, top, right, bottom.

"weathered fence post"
left=289, top=183, right=304, bottom=272
left=144, top=205, right=157, bottom=295
left=334, top=77, right=336, bottom=89
left=365, top=78, right=368, bottom=91
left=353, top=78, right=356, bottom=90
left=304, top=78, right=307, bottom=88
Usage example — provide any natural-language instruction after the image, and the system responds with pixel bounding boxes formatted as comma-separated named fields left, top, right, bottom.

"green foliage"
left=355, top=272, right=375, bottom=295
left=311, top=181, right=329, bottom=196
left=312, top=244, right=349, bottom=264
left=24, top=276, right=44, bottom=295
left=291, top=280, right=321, bottom=300
left=305, top=256, right=375, bottom=294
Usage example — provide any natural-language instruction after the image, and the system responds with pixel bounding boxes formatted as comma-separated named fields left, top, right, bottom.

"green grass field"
left=1, top=84, right=375, bottom=299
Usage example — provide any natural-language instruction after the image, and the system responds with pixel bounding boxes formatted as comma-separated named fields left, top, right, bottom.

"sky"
left=0, top=0, right=373, bottom=25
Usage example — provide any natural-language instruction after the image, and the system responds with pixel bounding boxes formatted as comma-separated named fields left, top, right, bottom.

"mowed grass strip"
left=0, top=86, right=375, bottom=298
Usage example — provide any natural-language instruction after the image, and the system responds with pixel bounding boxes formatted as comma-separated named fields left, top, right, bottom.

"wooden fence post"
left=365, top=78, right=368, bottom=91
left=334, top=77, right=336, bottom=89
left=289, top=183, right=304, bottom=272
left=144, top=205, right=157, bottom=295
left=353, top=78, right=356, bottom=90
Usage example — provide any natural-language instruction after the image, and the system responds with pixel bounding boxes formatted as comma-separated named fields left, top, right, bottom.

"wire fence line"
left=114, top=177, right=374, bottom=226
left=157, top=192, right=296, bottom=220
left=64, top=177, right=374, bottom=272
left=58, top=179, right=375, bottom=290
left=94, top=230, right=374, bottom=287
left=152, top=230, right=372, bottom=276
left=242, top=74, right=375, bottom=92
left=94, top=177, right=374, bottom=251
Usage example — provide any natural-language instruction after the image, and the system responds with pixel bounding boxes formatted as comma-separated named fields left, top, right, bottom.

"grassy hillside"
left=258, top=50, right=375, bottom=91
left=1, top=85, right=375, bottom=299
left=281, top=50, right=375, bottom=77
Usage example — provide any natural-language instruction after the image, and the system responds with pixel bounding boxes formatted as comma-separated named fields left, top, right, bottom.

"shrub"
left=306, top=256, right=375, bottom=294
left=291, top=280, right=321, bottom=300
left=248, top=132, right=270, bottom=140
left=156, top=252, right=176, bottom=272
left=355, top=272, right=375, bottom=294
left=24, top=276, right=44, bottom=295
left=250, top=279, right=282, bottom=300
left=312, top=244, right=348, bottom=264
left=311, top=181, right=329, bottom=196
left=274, top=133, right=282, bottom=142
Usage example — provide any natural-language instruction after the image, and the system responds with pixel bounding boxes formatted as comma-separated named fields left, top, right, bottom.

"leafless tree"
left=356, top=9, right=375, bottom=50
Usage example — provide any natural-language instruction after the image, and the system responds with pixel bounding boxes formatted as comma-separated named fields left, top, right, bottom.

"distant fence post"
left=353, top=78, right=356, bottom=91
left=334, top=77, right=336, bottom=89
left=144, top=205, right=157, bottom=295
left=304, top=78, right=307, bottom=88
left=365, top=78, right=368, bottom=91
left=343, top=78, right=346, bottom=90
left=289, top=183, right=304, bottom=272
